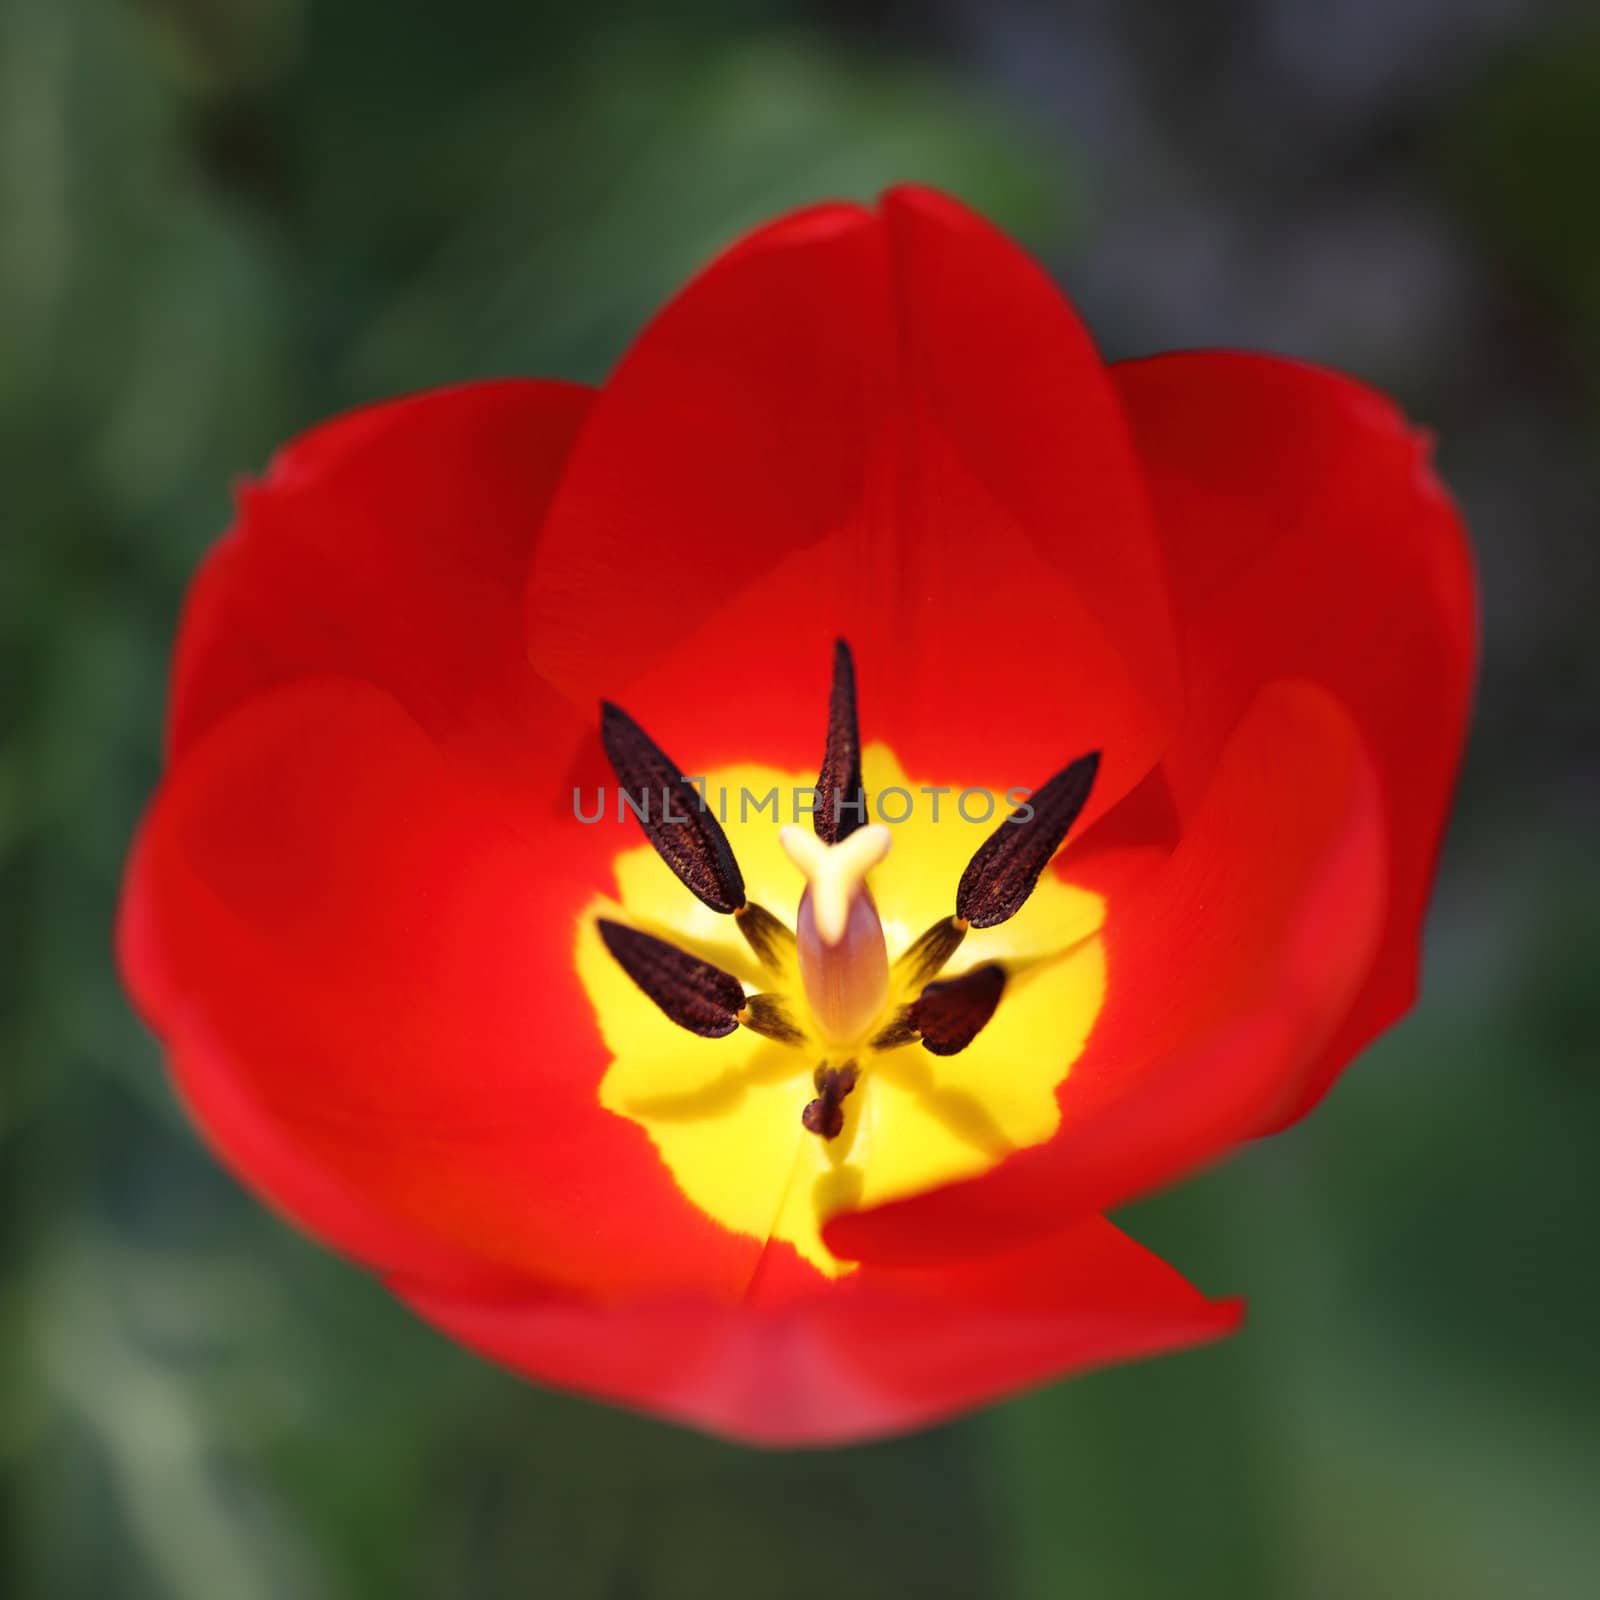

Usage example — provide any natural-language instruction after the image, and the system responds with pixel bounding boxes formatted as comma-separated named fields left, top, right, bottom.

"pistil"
left=780, top=823, right=892, bottom=1046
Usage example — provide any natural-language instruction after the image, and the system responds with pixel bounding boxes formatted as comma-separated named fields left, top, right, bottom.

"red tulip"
left=118, top=186, right=1475, bottom=1446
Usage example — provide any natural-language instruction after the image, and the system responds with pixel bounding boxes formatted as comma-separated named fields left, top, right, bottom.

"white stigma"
left=779, top=824, right=892, bottom=944
left=779, top=823, right=893, bottom=1045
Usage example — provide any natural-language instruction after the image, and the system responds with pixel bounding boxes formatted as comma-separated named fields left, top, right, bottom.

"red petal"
left=1111, top=353, right=1475, bottom=1122
left=394, top=1216, right=1240, bottom=1447
left=526, top=187, right=1181, bottom=825
left=121, top=677, right=764, bottom=1300
left=170, top=380, right=591, bottom=800
left=825, top=680, right=1387, bottom=1266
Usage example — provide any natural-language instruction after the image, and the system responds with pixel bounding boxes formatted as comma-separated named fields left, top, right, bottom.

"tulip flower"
left=118, top=186, right=1475, bottom=1445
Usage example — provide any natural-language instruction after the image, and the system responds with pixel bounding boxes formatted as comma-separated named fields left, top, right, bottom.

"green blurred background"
left=3, top=1, right=1598, bottom=1595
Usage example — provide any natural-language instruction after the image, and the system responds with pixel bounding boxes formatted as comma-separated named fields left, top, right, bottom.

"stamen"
left=869, top=962, right=1006, bottom=1054
left=894, top=914, right=970, bottom=988
left=908, top=964, right=1007, bottom=1055
left=738, top=993, right=807, bottom=1045
left=956, top=753, right=1100, bottom=929
left=597, top=919, right=744, bottom=1038
left=869, top=1012, right=917, bottom=1051
left=600, top=701, right=746, bottom=914
left=733, top=901, right=796, bottom=971
left=814, top=639, right=866, bottom=844
left=801, top=1062, right=859, bottom=1140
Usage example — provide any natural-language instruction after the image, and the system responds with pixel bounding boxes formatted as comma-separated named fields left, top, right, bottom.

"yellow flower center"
left=575, top=745, right=1106, bottom=1277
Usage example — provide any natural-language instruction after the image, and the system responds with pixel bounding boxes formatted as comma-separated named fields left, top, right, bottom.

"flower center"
left=574, top=644, right=1109, bottom=1278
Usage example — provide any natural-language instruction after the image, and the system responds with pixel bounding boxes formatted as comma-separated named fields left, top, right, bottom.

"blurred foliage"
left=3, top=1, right=1599, bottom=1597
left=1441, top=21, right=1600, bottom=380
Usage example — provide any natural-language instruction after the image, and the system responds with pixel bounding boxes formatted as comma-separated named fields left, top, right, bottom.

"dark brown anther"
left=597, top=919, right=744, bottom=1038
left=814, top=639, right=866, bottom=844
left=734, top=900, right=795, bottom=970
left=908, top=964, right=1007, bottom=1056
left=600, top=701, right=746, bottom=914
left=738, top=993, right=806, bottom=1045
left=801, top=1062, right=859, bottom=1140
left=894, top=915, right=969, bottom=989
left=955, top=753, right=1100, bottom=929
